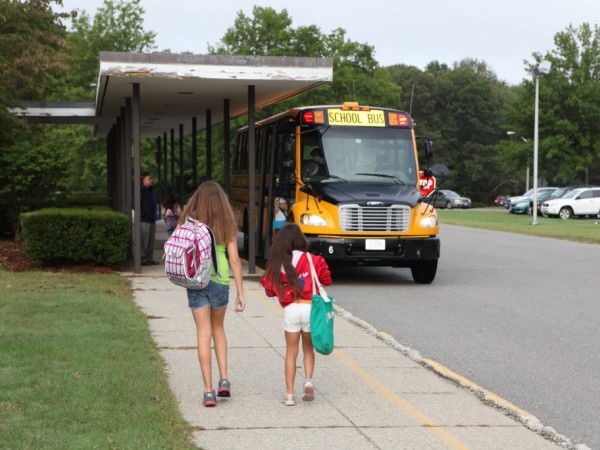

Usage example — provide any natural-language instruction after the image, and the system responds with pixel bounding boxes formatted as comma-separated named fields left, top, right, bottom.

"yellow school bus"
left=231, top=102, right=445, bottom=283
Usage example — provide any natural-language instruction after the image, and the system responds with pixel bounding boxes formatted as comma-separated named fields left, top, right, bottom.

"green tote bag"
left=307, top=253, right=334, bottom=355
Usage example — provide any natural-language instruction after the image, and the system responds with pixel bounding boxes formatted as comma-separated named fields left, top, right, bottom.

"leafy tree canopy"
left=60, top=0, right=156, bottom=101
left=388, top=59, right=510, bottom=201
left=0, top=0, right=72, bottom=237
left=0, top=0, right=70, bottom=138
left=503, top=23, right=600, bottom=185
left=209, top=6, right=399, bottom=115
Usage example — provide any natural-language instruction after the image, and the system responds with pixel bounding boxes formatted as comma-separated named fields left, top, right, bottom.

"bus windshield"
left=301, top=127, right=417, bottom=185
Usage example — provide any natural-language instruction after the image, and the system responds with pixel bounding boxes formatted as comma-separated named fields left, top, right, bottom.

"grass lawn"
left=437, top=208, right=600, bottom=244
left=0, top=269, right=196, bottom=449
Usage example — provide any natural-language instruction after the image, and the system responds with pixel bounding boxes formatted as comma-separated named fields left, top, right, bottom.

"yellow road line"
left=245, top=289, right=469, bottom=450
left=423, top=358, right=532, bottom=417
left=334, top=349, right=469, bottom=450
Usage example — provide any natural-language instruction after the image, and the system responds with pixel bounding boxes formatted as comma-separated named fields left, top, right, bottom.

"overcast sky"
left=57, top=0, right=599, bottom=85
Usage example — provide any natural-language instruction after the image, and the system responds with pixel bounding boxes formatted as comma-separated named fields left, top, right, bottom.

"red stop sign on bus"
left=419, top=171, right=436, bottom=197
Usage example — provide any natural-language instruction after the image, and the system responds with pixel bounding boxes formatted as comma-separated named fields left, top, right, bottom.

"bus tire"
left=410, top=260, right=438, bottom=284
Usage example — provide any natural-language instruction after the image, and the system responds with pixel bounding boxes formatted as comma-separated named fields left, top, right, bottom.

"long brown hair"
left=179, top=181, right=237, bottom=244
left=264, top=223, right=309, bottom=300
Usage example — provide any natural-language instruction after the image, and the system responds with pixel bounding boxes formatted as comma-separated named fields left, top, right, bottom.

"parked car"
left=505, top=187, right=558, bottom=209
left=426, top=190, right=472, bottom=209
left=548, top=185, right=597, bottom=199
left=541, top=187, right=600, bottom=219
left=509, top=190, right=555, bottom=214
left=494, top=195, right=507, bottom=206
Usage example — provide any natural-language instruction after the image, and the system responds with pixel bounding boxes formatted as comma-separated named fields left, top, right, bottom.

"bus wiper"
left=322, top=174, right=347, bottom=182
left=354, top=173, right=405, bottom=185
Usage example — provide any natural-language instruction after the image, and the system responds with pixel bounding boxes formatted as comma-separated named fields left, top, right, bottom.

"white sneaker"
left=302, top=380, right=314, bottom=401
left=282, top=393, right=296, bottom=406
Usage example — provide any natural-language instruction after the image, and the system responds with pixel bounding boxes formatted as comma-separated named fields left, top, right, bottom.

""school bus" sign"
left=327, top=109, right=385, bottom=127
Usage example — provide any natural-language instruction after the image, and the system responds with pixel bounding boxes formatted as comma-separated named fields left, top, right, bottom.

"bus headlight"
left=300, top=214, right=327, bottom=227
left=420, top=215, right=438, bottom=228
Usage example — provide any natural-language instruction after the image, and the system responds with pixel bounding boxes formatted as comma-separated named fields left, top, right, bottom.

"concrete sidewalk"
left=123, top=230, right=566, bottom=450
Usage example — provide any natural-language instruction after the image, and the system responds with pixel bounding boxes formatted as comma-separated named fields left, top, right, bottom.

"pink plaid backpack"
left=163, top=217, right=219, bottom=289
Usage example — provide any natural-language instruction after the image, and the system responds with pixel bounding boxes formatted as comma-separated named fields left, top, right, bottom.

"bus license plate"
left=365, top=239, right=385, bottom=250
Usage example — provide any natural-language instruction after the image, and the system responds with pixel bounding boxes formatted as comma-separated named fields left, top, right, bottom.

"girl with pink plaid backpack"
left=178, top=181, right=245, bottom=407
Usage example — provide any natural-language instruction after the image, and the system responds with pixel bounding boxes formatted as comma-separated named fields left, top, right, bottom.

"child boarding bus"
left=231, top=102, right=447, bottom=284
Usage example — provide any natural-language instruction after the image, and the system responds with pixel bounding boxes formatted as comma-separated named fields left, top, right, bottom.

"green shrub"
left=21, top=208, right=130, bottom=269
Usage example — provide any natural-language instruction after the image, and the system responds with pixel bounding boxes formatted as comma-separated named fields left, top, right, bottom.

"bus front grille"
left=339, top=204, right=411, bottom=232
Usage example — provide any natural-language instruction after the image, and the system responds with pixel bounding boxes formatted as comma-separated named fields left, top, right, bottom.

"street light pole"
left=531, top=60, right=551, bottom=225
left=532, top=73, right=540, bottom=225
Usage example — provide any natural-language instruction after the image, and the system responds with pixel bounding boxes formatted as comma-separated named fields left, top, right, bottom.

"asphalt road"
left=328, top=224, right=600, bottom=449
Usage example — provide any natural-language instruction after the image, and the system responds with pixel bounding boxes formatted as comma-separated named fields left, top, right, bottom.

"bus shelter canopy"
left=12, top=52, right=333, bottom=137
left=10, top=51, right=333, bottom=274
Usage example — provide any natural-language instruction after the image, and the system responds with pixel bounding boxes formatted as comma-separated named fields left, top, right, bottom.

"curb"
left=333, top=303, right=590, bottom=450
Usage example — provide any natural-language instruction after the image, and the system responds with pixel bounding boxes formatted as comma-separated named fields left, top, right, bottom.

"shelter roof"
left=12, top=52, right=334, bottom=138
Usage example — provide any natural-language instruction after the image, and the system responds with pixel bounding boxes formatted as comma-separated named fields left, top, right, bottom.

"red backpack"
left=163, top=217, right=219, bottom=289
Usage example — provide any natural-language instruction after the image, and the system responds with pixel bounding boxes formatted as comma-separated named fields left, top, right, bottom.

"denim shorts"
left=187, top=281, right=229, bottom=310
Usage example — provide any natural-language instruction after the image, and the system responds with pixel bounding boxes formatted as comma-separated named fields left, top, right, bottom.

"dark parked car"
left=505, top=187, right=558, bottom=209
left=426, top=190, right=472, bottom=209
left=509, top=190, right=555, bottom=214
left=494, top=195, right=507, bottom=206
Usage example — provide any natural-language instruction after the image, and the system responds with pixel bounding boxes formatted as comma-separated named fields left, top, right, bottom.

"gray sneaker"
left=217, top=379, right=231, bottom=397
left=282, top=393, right=296, bottom=406
left=302, top=380, right=314, bottom=401
left=202, top=390, right=217, bottom=407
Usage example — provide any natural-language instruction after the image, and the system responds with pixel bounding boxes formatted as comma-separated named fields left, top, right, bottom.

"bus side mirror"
left=429, top=163, right=449, bottom=178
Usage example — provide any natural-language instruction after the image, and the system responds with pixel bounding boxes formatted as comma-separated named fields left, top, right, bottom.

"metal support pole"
left=125, top=98, right=133, bottom=259
left=156, top=136, right=162, bottom=195
left=223, top=99, right=230, bottom=195
left=113, top=124, right=121, bottom=211
left=192, top=116, right=198, bottom=188
left=132, top=83, right=142, bottom=273
left=206, top=109, right=212, bottom=180
left=106, top=128, right=115, bottom=209
left=170, top=128, right=175, bottom=193
left=179, top=123, right=184, bottom=203
left=163, top=131, right=168, bottom=191
left=119, top=108, right=127, bottom=215
left=248, top=85, right=256, bottom=273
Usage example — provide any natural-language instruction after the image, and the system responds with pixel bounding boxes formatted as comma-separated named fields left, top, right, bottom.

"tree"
left=47, top=0, right=157, bottom=194
left=61, top=0, right=156, bottom=101
left=0, top=0, right=70, bottom=138
left=388, top=60, right=511, bottom=202
left=209, top=6, right=400, bottom=115
left=0, top=0, right=72, bottom=238
left=503, top=23, right=600, bottom=185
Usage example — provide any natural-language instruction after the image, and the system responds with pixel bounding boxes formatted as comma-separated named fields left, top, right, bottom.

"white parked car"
left=541, top=187, right=600, bottom=219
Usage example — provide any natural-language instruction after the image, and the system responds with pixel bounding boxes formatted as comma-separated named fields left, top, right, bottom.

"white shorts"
left=282, top=302, right=312, bottom=333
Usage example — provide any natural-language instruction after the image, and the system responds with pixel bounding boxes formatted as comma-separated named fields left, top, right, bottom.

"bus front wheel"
left=410, top=260, right=438, bottom=284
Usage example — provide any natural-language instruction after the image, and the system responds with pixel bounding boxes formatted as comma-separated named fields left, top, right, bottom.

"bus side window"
left=277, top=134, right=295, bottom=187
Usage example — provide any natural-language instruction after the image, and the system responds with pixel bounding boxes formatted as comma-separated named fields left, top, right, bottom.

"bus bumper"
left=306, top=236, right=440, bottom=267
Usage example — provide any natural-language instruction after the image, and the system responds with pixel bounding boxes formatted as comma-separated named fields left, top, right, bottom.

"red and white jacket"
left=261, top=251, right=332, bottom=308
